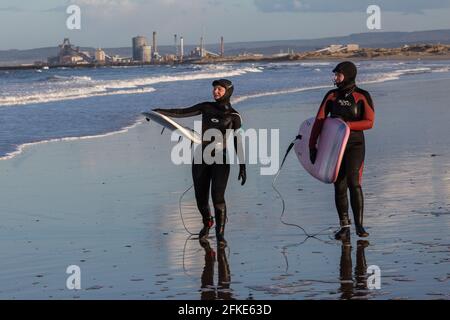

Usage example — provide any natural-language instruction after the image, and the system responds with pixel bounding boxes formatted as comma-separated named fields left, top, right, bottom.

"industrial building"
left=46, top=33, right=228, bottom=67
left=95, top=48, right=106, bottom=63
left=188, top=36, right=221, bottom=59
left=315, top=44, right=360, bottom=53
left=47, top=38, right=122, bottom=66
left=48, top=38, right=94, bottom=65
left=140, top=45, right=152, bottom=63
left=132, top=36, right=152, bottom=62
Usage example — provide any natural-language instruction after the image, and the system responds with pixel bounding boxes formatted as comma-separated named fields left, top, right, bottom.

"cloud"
left=254, top=0, right=450, bottom=14
left=0, top=6, right=25, bottom=12
left=41, top=6, right=68, bottom=13
left=70, top=0, right=136, bottom=5
left=68, top=0, right=142, bottom=17
left=69, top=0, right=179, bottom=6
left=0, top=5, right=67, bottom=13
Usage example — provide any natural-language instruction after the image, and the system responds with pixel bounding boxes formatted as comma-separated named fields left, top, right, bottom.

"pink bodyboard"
left=294, top=117, right=350, bottom=184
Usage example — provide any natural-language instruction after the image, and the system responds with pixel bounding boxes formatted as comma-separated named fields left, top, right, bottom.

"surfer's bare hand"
left=238, top=164, right=247, bottom=186
left=310, top=147, right=317, bottom=164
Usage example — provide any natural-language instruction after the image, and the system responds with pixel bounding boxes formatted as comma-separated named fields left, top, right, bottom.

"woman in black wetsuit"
left=309, top=62, right=375, bottom=240
left=154, top=79, right=246, bottom=247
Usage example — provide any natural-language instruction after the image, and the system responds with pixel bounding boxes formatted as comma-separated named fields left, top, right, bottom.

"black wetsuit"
left=155, top=100, right=244, bottom=238
left=310, top=82, right=375, bottom=232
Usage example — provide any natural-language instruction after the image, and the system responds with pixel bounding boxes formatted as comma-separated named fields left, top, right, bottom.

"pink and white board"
left=294, top=117, right=350, bottom=184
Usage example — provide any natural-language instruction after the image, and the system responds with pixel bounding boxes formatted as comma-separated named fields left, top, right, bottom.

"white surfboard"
left=142, top=111, right=202, bottom=145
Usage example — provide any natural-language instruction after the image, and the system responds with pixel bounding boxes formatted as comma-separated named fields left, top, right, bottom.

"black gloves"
left=238, top=164, right=246, bottom=186
left=310, top=147, right=318, bottom=165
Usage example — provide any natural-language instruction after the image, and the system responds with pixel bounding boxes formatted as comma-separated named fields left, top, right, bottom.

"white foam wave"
left=395, top=67, right=432, bottom=75
left=233, top=65, right=439, bottom=104
left=362, top=72, right=402, bottom=84
left=0, top=87, right=155, bottom=106
left=45, top=75, right=92, bottom=82
left=0, top=67, right=262, bottom=107
left=300, top=62, right=332, bottom=67
left=197, top=64, right=231, bottom=71
left=0, top=118, right=145, bottom=161
left=99, top=67, right=262, bottom=89
left=432, top=66, right=450, bottom=73
left=233, top=85, right=330, bottom=105
left=362, top=67, right=435, bottom=85
left=267, top=61, right=331, bottom=68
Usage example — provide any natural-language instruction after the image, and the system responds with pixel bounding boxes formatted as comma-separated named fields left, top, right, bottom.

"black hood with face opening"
left=212, top=79, right=234, bottom=105
left=333, top=61, right=357, bottom=90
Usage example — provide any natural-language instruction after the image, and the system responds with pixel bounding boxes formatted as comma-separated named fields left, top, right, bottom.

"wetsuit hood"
left=212, top=79, right=234, bottom=105
left=333, top=61, right=357, bottom=90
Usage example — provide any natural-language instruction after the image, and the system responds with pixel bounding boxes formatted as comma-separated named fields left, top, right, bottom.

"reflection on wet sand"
left=339, top=240, right=370, bottom=300
left=200, top=240, right=234, bottom=300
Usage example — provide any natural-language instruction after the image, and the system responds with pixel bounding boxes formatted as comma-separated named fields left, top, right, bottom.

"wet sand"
left=0, top=75, right=449, bottom=299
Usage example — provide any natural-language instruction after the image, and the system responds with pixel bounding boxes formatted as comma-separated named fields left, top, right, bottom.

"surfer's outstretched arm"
left=153, top=103, right=206, bottom=118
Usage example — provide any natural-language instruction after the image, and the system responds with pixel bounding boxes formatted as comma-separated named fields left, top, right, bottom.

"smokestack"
left=174, top=34, right=178, bottom=57
left=152, top=31, right=157, bottom=55
left=200, top=36, right=204, bottom=58
left=220, top=36, right=224, bottom=57
left=180, top=37, right=184, bottom=62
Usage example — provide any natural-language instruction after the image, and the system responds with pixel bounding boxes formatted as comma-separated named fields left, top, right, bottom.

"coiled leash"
left=272, top=135, right=334, bottom=239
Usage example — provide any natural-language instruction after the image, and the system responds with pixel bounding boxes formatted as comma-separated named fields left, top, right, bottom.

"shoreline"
left=2, top=61, right=450, bottom=162
left=194, top=53, right=450, bottom=65
left=0, top=119, right=145, bottom=161
left=2, top=53, right=450, bottom=71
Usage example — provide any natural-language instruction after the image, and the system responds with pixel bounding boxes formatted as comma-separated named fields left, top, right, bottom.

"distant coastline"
left=194, top=44, right=450, bottom=64
left=1, top=44, right=450, bottom=71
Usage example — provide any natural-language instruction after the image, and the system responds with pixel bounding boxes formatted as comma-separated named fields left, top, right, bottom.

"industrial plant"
left=47, top=38, right=132, bottom=65
left=46, top=31, right=227, bottom=67
left=38, top=32, right=386, bottom=70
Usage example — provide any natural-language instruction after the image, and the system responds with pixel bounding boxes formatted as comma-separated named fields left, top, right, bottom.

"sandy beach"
left=1, top=71, right=449, bottom=300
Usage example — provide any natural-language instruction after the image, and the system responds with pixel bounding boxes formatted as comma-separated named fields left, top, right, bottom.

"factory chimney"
left=220, top=36, right=224, bottom=57
left=180, top=37, right=184, bottom=62
left=152, top=31, right=157, bottom=56
left=174, top=34, right=178, bottom=57
left=200, top=36, right=204, bottom=58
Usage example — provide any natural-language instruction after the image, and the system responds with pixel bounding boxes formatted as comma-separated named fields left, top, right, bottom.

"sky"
left=1, top=0, right=450, bottom=50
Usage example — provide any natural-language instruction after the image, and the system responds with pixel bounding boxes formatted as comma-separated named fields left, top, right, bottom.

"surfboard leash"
left=179, top=184, right=198, bottom=236
left=272, top=135, right=334, bottom=239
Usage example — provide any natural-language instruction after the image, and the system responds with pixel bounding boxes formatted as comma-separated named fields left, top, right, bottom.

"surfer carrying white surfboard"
left=309, top=61, right=375, bottom=240
left=153, top=79, right=246, bottom=248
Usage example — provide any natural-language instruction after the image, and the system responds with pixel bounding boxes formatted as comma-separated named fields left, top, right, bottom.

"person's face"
left=213, top=85, right=226, bottom=100
left=334, top=72, right=345, bottom=85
